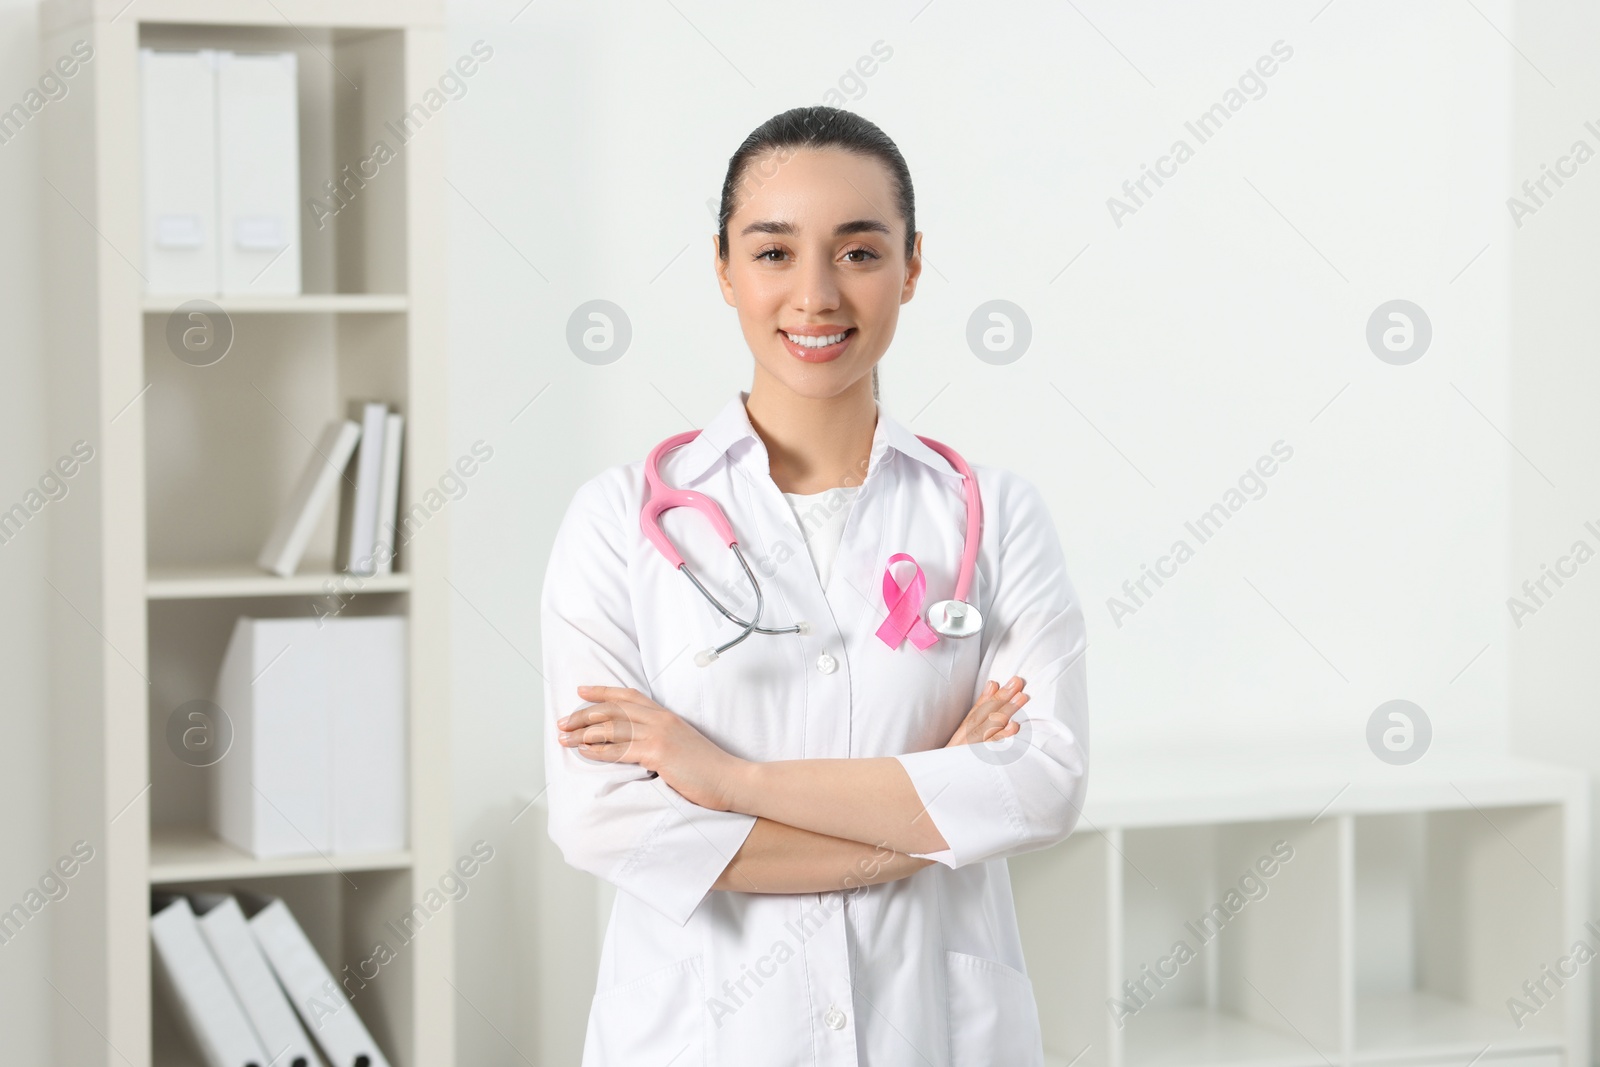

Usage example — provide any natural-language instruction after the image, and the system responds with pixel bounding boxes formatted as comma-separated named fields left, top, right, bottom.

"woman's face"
left=714, top=146, right=922, bottom=400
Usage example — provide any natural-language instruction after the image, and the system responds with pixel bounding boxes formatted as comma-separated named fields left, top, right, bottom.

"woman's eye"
left=843, top=247, right=879, bottom=263
left=755, top=248, right=786, bottom=262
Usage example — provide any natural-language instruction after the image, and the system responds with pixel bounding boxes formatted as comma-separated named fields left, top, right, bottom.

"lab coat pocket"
left=585, top=954, right=705, bottom=1066
left=944, top=949, right=1043, bottom=1067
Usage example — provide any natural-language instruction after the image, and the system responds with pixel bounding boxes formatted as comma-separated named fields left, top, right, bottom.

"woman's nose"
left=791, top=255, right=841, bottom=311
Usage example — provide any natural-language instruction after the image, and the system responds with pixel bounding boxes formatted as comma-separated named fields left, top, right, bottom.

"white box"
left=217, top=51, right=301, bottom=294
left=211, top=615, right=407, bottom=857
left=141, top=49, right=219, bottom=294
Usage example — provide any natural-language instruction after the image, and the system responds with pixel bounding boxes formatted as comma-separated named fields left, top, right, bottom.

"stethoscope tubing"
left=641, top=426, right=980, bottom=664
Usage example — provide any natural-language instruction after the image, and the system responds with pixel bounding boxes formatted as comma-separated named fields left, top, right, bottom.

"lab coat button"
left=817, top=652, right=837, bottom=674
left=824, top=1005, right=847, bottom=1030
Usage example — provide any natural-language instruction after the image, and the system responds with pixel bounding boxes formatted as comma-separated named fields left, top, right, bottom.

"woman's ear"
left=712, top=233, right=737, bottom=306
left=900, top=231, right=923, bottom=303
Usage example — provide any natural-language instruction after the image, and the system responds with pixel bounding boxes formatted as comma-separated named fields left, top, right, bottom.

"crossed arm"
left=555, top=676, right=1030, bottom=894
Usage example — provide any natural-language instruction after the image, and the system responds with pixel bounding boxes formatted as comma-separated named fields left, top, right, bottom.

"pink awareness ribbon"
left=875, top=552, right=940, bottom=651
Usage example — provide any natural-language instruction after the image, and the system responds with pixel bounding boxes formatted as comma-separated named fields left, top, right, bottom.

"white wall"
left=3, top=1, right=1595, bottom=1064
left=1508, top=0, right=1600, bottom=1052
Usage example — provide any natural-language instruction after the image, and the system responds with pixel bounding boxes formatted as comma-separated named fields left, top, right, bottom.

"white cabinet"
left=41, top=3, right=451, bottom=1065
left=1014, top=750, right=1590, bottom=1067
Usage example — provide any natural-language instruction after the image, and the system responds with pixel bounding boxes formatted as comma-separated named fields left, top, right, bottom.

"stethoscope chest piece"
left=927, top=599, right=983, bottom=638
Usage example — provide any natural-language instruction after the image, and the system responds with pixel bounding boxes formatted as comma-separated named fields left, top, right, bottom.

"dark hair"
left=716, top=106, right=916, bottom=264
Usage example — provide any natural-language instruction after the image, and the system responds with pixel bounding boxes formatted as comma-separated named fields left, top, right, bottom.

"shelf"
left=1354, top=991, right=1562, bottom=1061
left=147, top=563, right=411, bottom=599
left=150, top=824, right=411, bottom=884
left=1123, top=1007, right=1328, bottom=1067
left=142, top=293, right=408, bottom=314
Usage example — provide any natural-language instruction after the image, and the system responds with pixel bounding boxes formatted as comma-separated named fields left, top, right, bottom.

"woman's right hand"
left=944, top=677, right=1028, bottom=748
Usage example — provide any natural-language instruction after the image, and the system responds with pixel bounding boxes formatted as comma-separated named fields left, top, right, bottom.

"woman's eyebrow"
left=739, top=218, right=892, bottom=239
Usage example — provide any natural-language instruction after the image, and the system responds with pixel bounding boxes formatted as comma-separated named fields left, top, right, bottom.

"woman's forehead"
left=730, top=149, right=897, bottom=232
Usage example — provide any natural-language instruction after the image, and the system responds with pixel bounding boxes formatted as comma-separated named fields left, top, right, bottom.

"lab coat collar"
left=673, top=389, right=964, bottom=487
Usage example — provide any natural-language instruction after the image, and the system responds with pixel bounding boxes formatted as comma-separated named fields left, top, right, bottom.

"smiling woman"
left=711, top=108, right=919, bottom=435
left=540, top=105, right=1089, bottom=1067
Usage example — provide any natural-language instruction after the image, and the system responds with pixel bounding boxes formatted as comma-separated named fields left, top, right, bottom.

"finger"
left=576, top=741, right=633, bottom=762
left=557, top=702, right=622, bottom=729
left=576, top=721, right=620, bottom=746
left=575, top=685, right=648, bottom=705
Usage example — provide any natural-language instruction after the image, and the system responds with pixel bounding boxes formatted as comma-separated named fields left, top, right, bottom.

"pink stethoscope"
left=642, top=429, right=983, bottom=667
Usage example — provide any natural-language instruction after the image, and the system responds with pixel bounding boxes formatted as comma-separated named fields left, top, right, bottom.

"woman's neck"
left=745, top=372, right=877, bottom=495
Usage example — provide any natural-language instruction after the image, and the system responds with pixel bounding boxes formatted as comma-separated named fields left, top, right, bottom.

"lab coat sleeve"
left=540, top=472, right=758, bottom=927
left=892, top=471, right=1089, bottom=868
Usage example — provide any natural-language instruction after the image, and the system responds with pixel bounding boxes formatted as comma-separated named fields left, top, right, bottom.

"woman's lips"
left=780, top=328, right=857, bottom=363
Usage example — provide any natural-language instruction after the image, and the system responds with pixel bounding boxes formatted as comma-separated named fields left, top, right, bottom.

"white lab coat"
left=540, top=389, right=1090, bottom=1066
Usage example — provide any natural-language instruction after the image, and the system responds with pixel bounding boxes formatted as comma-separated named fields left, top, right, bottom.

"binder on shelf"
left=337, top=401, right=389, bottom=577
left=245, top=895, right=394, bottom=1067
left=327, top=614, right=408, bottom=853
left=217, top=51, right=301, bottom=294
left=212, top=615, right=408, bottom=858
left=257, top=419, right=362, bottom=578
left=213, top=617, right=330, bottom=857
left=192, top=894, right=316, bottom=1067
left=150, top=894, right=271, bottom=1067
left=141, top=49, right=219, bottom=294
left=372, top=411, right=405, bottom=576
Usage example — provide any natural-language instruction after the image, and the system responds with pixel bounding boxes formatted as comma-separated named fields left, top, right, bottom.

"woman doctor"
left=541, top=106, right=1089, bottom=1066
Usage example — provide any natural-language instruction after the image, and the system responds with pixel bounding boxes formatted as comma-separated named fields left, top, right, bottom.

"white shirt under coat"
left=539, top=389, right=1090, bottom=1066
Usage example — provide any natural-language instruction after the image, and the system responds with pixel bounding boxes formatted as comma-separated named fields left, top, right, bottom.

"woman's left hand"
left=556, top=685, right=748, bottom=812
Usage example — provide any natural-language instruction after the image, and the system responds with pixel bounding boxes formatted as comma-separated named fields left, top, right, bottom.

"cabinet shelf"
left=146, top=563, right=411, bottom=600
left=149, top=824, right=411, bottom=885
left=1123, top=1006, right=1327, bottom=1067
left=142, top=293, right=408, bottom=314
left=1353, top=990, right=1561, bottom=1061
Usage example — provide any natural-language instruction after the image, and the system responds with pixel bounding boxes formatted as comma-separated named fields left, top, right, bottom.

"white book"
left=247, top=897, right=393, bottom=1067
left=193, top=894, right=317, bottom=1067
left=217, top=50, right=301, bottom=294
left=257, top=419, right=361, bottom=577
left=371, top=412, right=404, bottom=576
left=141, top=49, right=219, bottom=294
left=151, top=895, right=272, bottom=1067
left=337, top=402, right=388, bottom=577
left=212, top=617, right=332, bottom=858
left=211, top=616, right=408, bottom=858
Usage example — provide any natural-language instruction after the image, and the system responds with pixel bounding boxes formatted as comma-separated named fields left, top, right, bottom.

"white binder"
left=371, top=411, right=405, bottom=576
left=193, top=894, right=317, bottom=1067
left=141, top=49, right=219, bottom=294
left=217, top=50, right=300, bottom=294
left=212, top=617, right=332, bottom=858
left=328, top=615, right=408, bottom=853
left=337, top=402, right=389, bottom=576
left=150, top=895, right=272, bottom=1067
left=247, top=896, right=393, bottom=1067
left=212, top=616, right=408, bottom=857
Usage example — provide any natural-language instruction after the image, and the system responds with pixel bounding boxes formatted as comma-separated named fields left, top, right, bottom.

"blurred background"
left=2, top=0, right=1598, bottom=1064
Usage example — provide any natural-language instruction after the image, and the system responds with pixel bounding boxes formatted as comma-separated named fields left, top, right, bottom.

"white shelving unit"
left=518, top=751, right=1590, bottom=1067
left=41, top=2, right=451, bottom=1065
left=1013, top=749, right=1590, bottom=1067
